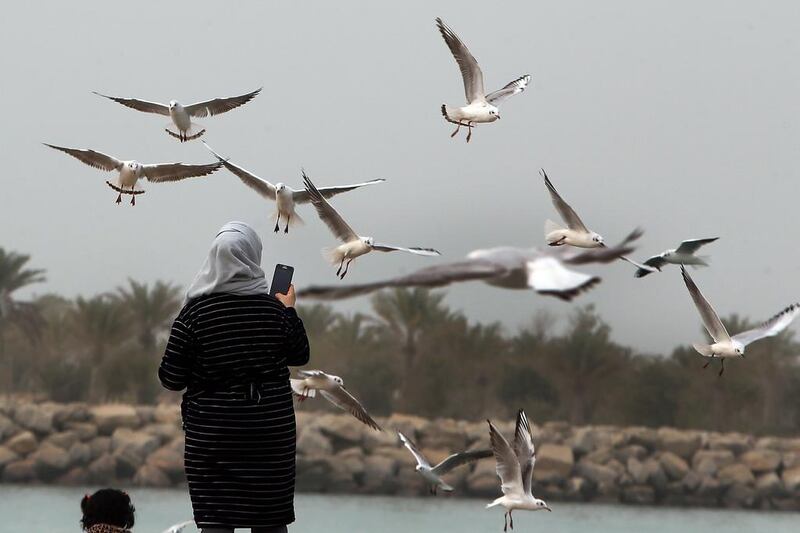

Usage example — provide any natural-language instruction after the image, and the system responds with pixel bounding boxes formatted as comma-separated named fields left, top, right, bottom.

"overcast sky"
left=1, top=1, right=799, bottom=354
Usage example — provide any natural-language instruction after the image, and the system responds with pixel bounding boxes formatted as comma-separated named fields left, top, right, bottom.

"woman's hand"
left=275, top=284, right=296, bottom=308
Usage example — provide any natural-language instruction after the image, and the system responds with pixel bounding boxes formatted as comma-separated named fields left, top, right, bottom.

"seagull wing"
left=297, top=369, right=326, bottom=379
left=486, top=75, right=531, bottom=105
left=488, top=420, right=523, bottom=496
left=371, top=243, right=441, bottom=256
left=184, top=88, right=262, bottom=118
left=141, top=161, right=222, bottom=182
left=681, top=266, right=730, bottom=342
left=320, top=387, right=382, bottom=431
left=512, top=409, right=536, bottom=496
left=93, top=92, right=169, bottom=116
left=674, top=237, right=719, bottom=255
left=732, top=303, right=800, bottom=347
left=298, top=260, right=507, bottom=300
left=398, top=431, right=430, bottom=468
left=525, top=256, right=600, bottom=301
left=541, top=169, right=589, bottom=232
left=431, top=448, right=493, bottom=476
left=303, top=172, right=359, bottom=243
left=161, top=520, right=194, bottom=533
left=44, top=144, right=122, bottom=172
left=436, top=17, right=485, bottom=103
left=203, top=142, right=276, bottom=199
left=292, top=179, right=386, bottom=203
left=561, top=228, right=643, bottom=265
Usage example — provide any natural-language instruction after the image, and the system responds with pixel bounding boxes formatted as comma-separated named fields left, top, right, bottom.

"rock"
left=692, top=449, right=735, bottom=476
left=755, top=437, right=800, bottom=453
left=154, top=403, right=182, bottom=425
left=44, top=430, right=79, bottom=450
left=622, top=484, right=655, bottom=504
left=696, top=477, right=722, bottom=498
left=723, top=484, right=756, bottom=508
left=297, top=426, right=333, bottom=456
left=68, top=442, right=92, bottom=467
left=782, top=452, right=800, bottom=470
left=627, top=457, right=647, bottom=485
left=569, top=427, right=603, bottom=455
left=717, top=463, right=755, bottom=487
left=146, top=446, right=184, bottom=481
left=141, top=423, right=179, bottom=442
left=642, top=458, right=668, bottom=490
left=659, top=452, right=690, bottom=480
left=296, top=455, right=332, bottom=492
left=565, top=476, right=590, bottom=501
left=13, top=403, right=54, bottom=434
left=89, top=437, right=112, bottom=460
left=576, top=460, right=618, bottom=486
left=133, top=464, right=171, bottom=487
left=0, top=446, right=20, bottom=468
left=111, top=428, right=160, bottom=457
left=88, top=454, right=116, bottom=483
left=31, top=443, right=71, bottom=479
left=384, top=413, right=427, bottom=440
left=708, top=433, right=753, bottom=455
left=782, top=466, right=800, bottom=492
left=614, top=445, right=648, bottom=464
left=466, top=460, right=498, bottom=497
left=361, top=454, right=398, bottom=493
left=624, top=427, right=658, bottom=450
left=740, top=449, right=781, bottom=474
left=656, top=428, right=702, bottom=459
left=90, top=405, right=140, bottom=434
left=2, top=458, right=36, bottom=482
left=6, top=431, right=37, bottom=456
left=317, top=414, right=364, bottom=448
left=420, top=418, right=467, bottom=451
left=64, top=422, right=98, bottom=442
left=0, top=413, right=19, bottom=441
left=583, top=446, right=613, bottom=465
left=362, top=428, right=397, bottom=453
left=58, top=466, right=89, bottom=485
left=754, top=472, right=783, bottom=498
left=135, top=406, right=156, bottom=425
left=536, top=444, right=574, bottom=482
left=681, top=471, right=701, bottom=492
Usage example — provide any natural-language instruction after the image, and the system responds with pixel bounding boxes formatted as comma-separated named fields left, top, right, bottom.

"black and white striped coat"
left=159, top=293, right=310, bottom=529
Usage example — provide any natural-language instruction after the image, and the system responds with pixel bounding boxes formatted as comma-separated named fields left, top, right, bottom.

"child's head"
left=80, top=488, right=136, bottom=531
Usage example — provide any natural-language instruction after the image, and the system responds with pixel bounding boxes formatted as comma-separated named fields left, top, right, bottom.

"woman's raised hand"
left=275, top=284, right=296, bottom=308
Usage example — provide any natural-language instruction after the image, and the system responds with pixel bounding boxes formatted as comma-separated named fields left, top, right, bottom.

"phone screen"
left=270, top=264, right=294, bottom=296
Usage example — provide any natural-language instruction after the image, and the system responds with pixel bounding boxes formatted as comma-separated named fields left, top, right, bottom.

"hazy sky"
left=1, top=1, right=799, bottom=354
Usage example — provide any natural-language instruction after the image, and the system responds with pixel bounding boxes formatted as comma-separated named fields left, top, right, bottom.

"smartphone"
left=269, top=264, right=294, bottom=297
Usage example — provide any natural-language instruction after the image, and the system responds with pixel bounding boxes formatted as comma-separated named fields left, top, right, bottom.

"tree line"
left=2, top=247, right=799, bottom=435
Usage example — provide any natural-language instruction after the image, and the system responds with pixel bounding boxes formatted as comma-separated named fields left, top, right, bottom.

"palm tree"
left=0, top=248, right=45, bottom=392
left=117, top=279, right=181, bottom=352
left=295, top=303, right=338, bottom=339
left=71, top=294, right=131, bottom=401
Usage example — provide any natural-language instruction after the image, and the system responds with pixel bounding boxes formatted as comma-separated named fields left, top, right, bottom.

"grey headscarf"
left=185, top=221, right=268, bottom=301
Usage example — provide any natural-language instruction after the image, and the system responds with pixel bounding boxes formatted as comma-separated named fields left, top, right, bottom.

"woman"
left=159, top=221, right=310, bottom=533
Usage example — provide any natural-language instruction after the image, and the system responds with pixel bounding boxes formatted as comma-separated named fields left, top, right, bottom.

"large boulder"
left=44, top=430, right=79, bottom=450
left=782, top=466, right=800, bottom=492
left=755, top=437, right=800, bottom=453
left=659, top=452, right=690, bottom=480
left=90, top=405, right=140, bottom=435
left=717, top=463, right=755, bottom=487
left=68, top=442, right=92, bottom=467
left=622, top=484, right=655, bottom=505
left=64, top=422, right=98, bottom=442
left=754, top=472, right=784, bottom=498
left=88, top=454, right=116, bottom=483
left=723, top=484, right=756, bottom=508
left=466, top=460, right=499, bottom=497
left=89, top=437, right=112, bottom=460
left=296, top=455, right=332, bottom=492
left=656, top=428, right=702, bottom=459
left=535, top=444, right=574, bottom=482
left=297, top=426, right=333, bottom=456
left=692, top=449, right=735, bottom=476
left=614, top=445, right=648, bottom=464
left=624, top=427, right=658, bottom=450
left=146, top=446, right=184, bottom=482
left=0, top=446, right=20, bottom=468
left=362, top=427, right=398, bottom=453
left=2, top=458, right=36, bottom=482
left=133, top=464, right=171, bottom=487
left=420, top=418, right=467, bottom=451
left=153, top=403, right=182, bottom=425
left=739, top=449, right=781, bottom=474
left=708, top=433, right=752, bottom=455
left=360, top=454, right=398, bottom=493
left=31, top=443, right=71, bottom=480
left=6, top=431, right=37, bottom=456
left=13, top=403, right=54, bottom=434
left=316, top=414, right=364, bottom=448
left=111, top=429, right=160, bottom=477
left=576, top=460, right=618, bottom=486
left=58, top=466, right=89, bottom=485
left=0, top=413, right=19, bottom=441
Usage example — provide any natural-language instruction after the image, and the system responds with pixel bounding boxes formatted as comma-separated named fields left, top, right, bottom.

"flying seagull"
left=398, top=431, right=493, bottom=495
left=291, top=370, right=382, bottom=431
left=680, top=266, right=799, bottom=376
left=161, top=520, right=194, bottom=533
left=94, top=88, right=261, bottom=142
left=436, top=17, right=531, bottom=142
left=487, top=410, right=551, bottom=532
left=623, top=237, right=719, bottom=278
left=44, top=144, right=222, bottom=205
left=204, top=142, right=385, bottom=233
left=542, top=169, right=604, bottom=248
left=303, top=172, right=440, bottom=279
left=299, top=229, right=642, bottom=301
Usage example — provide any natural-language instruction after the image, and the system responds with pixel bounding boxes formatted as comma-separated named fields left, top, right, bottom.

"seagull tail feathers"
left=441, top=104, right=455, bottom=121
left=165, top=122, right=206, bottom=142
left=544, top=219, right=564, bottom=240
left=692, top=343, right=714, bottom=357
left=290, top=379, right=315, bottom=398
left=322, top=246, right=345, bottom=265
left=486, top=497, right=504, bottom=509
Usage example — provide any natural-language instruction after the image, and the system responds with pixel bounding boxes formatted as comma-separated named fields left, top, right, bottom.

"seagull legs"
left=284, top=214, right=290, bottom=234
left=115, top=193, right=122, bottom=204
left=465, top=122, right=473, bottom=143
left=336, top=258, right=345, bottom=277
left=702, top=360, right=711, bottom=369
left=503, top=512, right=508, bottom=532
left=340, top=259, right=353, bottom=279
left=509, top=510, right=514, bottom=530
left=718, top=359, right=725, bottom=377
left=274, top=213, right=281, bottom=233
left=450, top=124, right=461, bottom=137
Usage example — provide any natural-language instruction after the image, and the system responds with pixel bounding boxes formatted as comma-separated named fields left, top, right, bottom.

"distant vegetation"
left=2, top=246, right=799, bottom=435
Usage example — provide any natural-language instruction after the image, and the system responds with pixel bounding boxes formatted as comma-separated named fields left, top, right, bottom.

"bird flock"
left=44, top=16, right=799, bottom=532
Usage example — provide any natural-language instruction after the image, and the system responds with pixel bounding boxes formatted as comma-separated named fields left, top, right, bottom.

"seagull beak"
left=545, top=506, right=552, bottom=512
left=495, top=114, right=501, bottom=120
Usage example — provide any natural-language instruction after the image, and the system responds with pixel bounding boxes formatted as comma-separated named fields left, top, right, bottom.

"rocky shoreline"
left=1, top=399, right=799, bottom=510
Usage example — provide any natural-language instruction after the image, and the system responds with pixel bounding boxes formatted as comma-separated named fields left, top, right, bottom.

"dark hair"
left=80, top=488, right=136, bottom=530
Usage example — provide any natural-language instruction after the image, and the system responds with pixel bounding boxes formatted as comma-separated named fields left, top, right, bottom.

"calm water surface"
left=1, top=486, right=798, bottom=533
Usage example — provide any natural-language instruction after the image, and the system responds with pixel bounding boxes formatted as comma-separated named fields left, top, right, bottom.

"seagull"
left=436, top=17, right=531, bottom=142
left=299, top=229, right=642, bottom=301
left=541, top=169, right=604, bottom=248
left=487, top=410, right=551, bottom=532
left=161, top=520, right=194, bottom=533
left=303, top=172, right=440, bottom=279
left=624, top=238, right=719, bottom=278
left=203, top=142, right=385, bottom=233
left=44, top=144, right=222, bottom=205
left=680, top=266, right=799, bottom=376
left=93, top=88, right=261, bottom=142
left=290, top=370, right=382, bottom=431
left=398, top=431, right=493, bottom=495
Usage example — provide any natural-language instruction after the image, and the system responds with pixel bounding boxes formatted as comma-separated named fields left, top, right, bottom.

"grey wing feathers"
left=184, top=88, right=262, bottom=118
left=732, top=303, right=800, bottom=347
left=202, top=142, right=276, bottom=199
left=44, top=144, right=122, bottom=171
left=486, top=75, right=531, bottom=105
left=431, top=448, right=493, bottom=476
left=436, top=17, right=485, bottom=103
left=302, top=171, right=359, bottom=242
left=513, top=409, right=536, bottom=495
left=371, top=244, right=441, bottom=256
left=541, top=169, right=588, bottom=232
left=93, top=92, right=170, bottom=115
left=141, top=161, right=222, bottom=182
left=561, top=228, right=643, bottom=265
left=399, top=431, right=429, bottom=467
left=292, top=179, right=386, bottom=203
left=488, top=419, right=522, bottom=495
left=680, top=266, right=730, bottom=342
left=675, top=237, right=719, bottom=255
left=320, top=388, right=382, bottom=431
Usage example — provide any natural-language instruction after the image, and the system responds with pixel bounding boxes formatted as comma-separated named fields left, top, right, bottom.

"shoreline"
left=1, top=399, right=799, bottom=511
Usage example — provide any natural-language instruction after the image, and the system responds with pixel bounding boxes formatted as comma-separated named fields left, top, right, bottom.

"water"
left=1, top=485, right=797, bottom=533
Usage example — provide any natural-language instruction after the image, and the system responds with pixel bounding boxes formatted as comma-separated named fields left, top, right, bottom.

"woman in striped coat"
left=159, top=221, right=310, bottom=533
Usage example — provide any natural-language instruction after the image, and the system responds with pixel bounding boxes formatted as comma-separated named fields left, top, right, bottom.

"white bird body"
left=626, top=238, right=718, bottom=278
left=544, top=224, right=602, bottom=249
left=417, top=465, right=455, bottom=492
left=117, top=161, right=143, bottom=191
left=443, top=101, right=499, bottom=125
left=275, top=184, right=296, bottom=217
left=487, top=494, right=546, bottom=513
left=168, top=102, right=194, bottom=134
left=663, top=250, right=708, bottom=266
left=326, top=238, right=374, bottom=264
